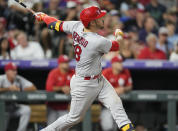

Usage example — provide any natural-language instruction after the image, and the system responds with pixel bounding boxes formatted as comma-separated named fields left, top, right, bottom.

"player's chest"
left=55, top=74, right=72, bottom=85
left=108, top=75, right=127, bottom=86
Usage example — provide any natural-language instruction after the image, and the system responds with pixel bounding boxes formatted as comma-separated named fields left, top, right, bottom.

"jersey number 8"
left=74, top=45, right=82, bottom=61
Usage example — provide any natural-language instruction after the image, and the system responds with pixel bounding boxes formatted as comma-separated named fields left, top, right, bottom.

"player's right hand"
left=114, top=29, right=124, bottom=41
left=9, top=85, right=20, bottom=91
left=34, top=12, right=47, bottom=22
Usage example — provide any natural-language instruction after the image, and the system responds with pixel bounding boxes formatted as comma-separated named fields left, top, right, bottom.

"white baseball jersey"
left=62, top=21, right=112, bottom=77
left=0, top=74, right=33, bottom=90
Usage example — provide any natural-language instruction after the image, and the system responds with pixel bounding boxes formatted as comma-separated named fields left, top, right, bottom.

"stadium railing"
left=0, top=90, right=177, bottom=131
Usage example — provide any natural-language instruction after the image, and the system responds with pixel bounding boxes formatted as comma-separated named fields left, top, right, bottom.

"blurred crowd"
left=0, top=0, right=178, bottom=61
left=0, top=0, right=178, bottom=131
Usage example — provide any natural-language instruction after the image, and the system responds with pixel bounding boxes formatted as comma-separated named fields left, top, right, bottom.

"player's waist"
left=75, top=73, right=102, bottom=80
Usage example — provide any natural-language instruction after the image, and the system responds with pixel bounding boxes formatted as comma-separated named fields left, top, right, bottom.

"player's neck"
left=112, top=68, right=120, bottom=75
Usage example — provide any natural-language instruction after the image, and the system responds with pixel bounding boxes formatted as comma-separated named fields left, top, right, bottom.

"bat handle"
left=27, top=8, right=35, bottom=15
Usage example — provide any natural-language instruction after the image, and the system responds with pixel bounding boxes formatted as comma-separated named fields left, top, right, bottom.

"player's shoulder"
left=0, top=74, right=6, bottom=80
left=50, top=68, right=59, bottom=74
left=65, top=21, right=83, bottom=29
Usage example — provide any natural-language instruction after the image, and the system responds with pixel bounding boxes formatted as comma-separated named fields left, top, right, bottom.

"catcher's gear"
left=80, top=6, right=106, bottom=28
left=121, top=123, right=135, bottom=131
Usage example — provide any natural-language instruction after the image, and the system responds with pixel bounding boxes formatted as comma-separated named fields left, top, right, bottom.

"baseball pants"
left=41, top=75, right=131, bottom=131
left=5, top=104, right=31, bottom=131
left=47, top=107, right=68, bottom=125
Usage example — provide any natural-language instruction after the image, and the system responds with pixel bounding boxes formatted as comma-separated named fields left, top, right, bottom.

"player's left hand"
left=114, top=29, right=124, bottom=41
left=61, top=86, right=70, bottom=94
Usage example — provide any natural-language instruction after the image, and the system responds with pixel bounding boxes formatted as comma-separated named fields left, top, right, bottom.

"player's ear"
left=89, top=20, right=96, bottom=28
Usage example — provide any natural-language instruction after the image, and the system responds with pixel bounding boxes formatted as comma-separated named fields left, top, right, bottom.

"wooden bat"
left=14, top=0, right=35, bottom=15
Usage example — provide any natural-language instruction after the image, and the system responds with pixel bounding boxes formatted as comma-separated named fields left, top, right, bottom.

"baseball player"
left=34, top=6, right=134, bottom=131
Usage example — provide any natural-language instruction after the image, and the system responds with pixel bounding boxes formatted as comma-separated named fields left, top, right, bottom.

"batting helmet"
left=80, top=6, right=107, bottom=28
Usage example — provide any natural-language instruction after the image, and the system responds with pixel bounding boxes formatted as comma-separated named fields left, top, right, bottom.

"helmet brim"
left=95, top=10, right=107, bottom=19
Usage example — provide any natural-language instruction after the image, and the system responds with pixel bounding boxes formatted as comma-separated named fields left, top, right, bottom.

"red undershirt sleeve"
left=110, top=41, right=119, bottom=51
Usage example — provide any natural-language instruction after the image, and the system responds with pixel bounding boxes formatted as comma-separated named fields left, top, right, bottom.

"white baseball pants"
left=41, top=75, right=131, bottom=131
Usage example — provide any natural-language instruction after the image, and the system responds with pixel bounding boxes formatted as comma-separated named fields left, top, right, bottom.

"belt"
left=84, top=74, right=101, bottom=80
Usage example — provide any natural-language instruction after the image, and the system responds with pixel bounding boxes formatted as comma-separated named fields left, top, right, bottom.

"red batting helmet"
left=80, top=6, right=107, bottom=28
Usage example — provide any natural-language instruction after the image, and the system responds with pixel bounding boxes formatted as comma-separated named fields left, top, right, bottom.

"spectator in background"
left=145, top=0, right=166, bottom=25
left=138, top=33, right=166, bottom=59
left=0, top=37, right=10, bottom=59
left=46, top=55, right=74, bottom=125
left=166, top=22, right=178, bottom=46
left=156, top=27, right=173, bottom=58
left=124, top=9, right=145, bottom=33
left=0, top=62, right=37, bottom=131
left=170, top=41, right=178, bottom=61
left=11, top=31, right=44, bottom=60
left=101, top=55, right=133, bottom=131
left=138, top=0, right=150, bottom=6
left=139, top=16, right=157, bottom=43
left=8, top=0, right=40, bottom=13
left=81, top=0, right=99, bottom=9
left=0, top=17, right=7, bottom=39
left=120, top=33, right=135, bottom=60
left=120, top=0, right=144, bottom=17
left=164, top=9, right=178, bottom=30
left=41, top=0, right=67, bottom=58
left=7, top=25, right=19, bottom=49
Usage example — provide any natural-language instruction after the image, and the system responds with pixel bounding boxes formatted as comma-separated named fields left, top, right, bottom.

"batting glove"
left=34, top=12, right=47, bottom=22
left=114, top=29, right=124, bottom=41
left=120, top=123, right=135, bottom=131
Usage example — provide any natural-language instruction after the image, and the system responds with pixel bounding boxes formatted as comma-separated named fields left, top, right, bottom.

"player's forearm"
left=23, top=85, right=37, bottom=91
left=42, top=15, right=63, bottom=32
left=53, top=86, right=62, bottom=92
left=0, top=87, right=10, bottom=92
left=124, top=86, right=133, bottom=93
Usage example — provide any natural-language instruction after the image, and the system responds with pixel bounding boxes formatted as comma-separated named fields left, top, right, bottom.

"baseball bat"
left=14, top=0, right=35, bottom=15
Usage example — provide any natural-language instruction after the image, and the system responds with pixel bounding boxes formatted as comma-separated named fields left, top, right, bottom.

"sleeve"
left=62, top=21, right=80, bottom=34
left=97, top=37, right=112, bottom=54
left=0, top=76, right=3, bottom=88
left=110, top=41, right=119, bottom=51
left=125, top=70, right=133, bottom=86
left=46, top=71, right=55, bottom=92
left=18, top=76, right=33, bottom=89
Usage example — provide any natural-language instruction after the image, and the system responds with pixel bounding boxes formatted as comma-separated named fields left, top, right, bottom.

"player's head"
left=58, top=55, right=70, bottom=72
left=80, top=6, right=107, bottom=30
left=5, top=62, right=17, bottom=80
left=111, top=55, right=123, bottom=72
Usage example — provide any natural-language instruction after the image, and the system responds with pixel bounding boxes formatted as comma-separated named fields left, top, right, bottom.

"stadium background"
left=1, top=0, right=178, bottom=131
